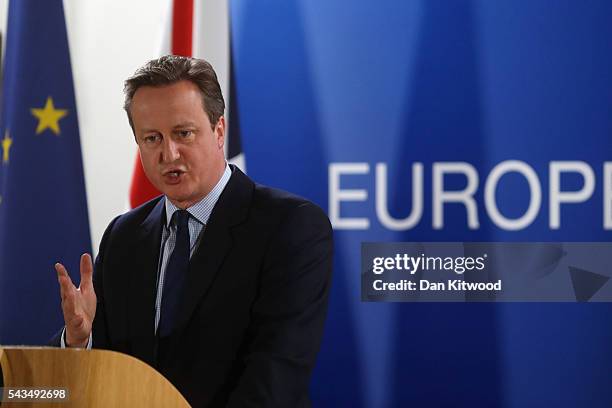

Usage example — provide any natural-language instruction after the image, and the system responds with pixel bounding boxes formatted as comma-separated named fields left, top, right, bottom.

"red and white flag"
left=128, top=0, right=244, bottom=208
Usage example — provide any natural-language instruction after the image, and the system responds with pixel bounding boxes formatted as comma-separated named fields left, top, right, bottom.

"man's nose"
left=161, top=138, right=180, bottom=163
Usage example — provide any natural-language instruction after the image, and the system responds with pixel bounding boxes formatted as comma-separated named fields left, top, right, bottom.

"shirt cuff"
left=60, top=327, right=92, bottom=349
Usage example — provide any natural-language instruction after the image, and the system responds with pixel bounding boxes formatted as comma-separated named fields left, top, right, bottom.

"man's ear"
left=215, top=116, right=226, bottom=150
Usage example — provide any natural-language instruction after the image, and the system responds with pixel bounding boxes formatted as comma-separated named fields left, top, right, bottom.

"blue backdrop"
left=231, top=1, right=612, bottom=407
left=0, top=0, right=90, bottom=346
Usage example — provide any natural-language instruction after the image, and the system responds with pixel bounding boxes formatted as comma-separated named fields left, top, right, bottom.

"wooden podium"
left=0, top=347, right=190, bottom=407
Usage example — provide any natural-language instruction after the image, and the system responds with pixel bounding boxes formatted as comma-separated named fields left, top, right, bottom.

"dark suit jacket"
left=52, top=166, right=334, bottom=407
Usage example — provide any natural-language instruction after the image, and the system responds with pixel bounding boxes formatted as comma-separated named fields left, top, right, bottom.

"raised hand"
left=55, top=253, right=97, bottom=348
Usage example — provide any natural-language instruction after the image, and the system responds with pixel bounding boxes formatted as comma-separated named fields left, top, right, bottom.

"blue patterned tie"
left=158, top=209, right=190, bottom=337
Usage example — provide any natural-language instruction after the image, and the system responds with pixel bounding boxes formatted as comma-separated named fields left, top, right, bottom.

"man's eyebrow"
left=173, top=122, right=197, bottom=129
left=140, top=128, right=160, bottom=134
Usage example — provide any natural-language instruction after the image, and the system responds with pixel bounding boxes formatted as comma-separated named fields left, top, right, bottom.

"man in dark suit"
left=53, top=55, right=333, bottom=407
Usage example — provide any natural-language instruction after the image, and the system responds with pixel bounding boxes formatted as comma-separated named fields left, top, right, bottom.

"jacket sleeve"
left=227, top=202, right=334, bottom=408
left=90, top=216, right=121, bottom=349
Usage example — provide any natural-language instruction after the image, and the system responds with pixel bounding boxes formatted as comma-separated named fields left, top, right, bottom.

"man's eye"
left=178, top=130, right=193, bottom=138
left=143, top=134, right=160, bottom=144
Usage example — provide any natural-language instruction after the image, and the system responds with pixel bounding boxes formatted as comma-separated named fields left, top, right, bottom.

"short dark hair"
left=123, top=55, right=225, bottom=130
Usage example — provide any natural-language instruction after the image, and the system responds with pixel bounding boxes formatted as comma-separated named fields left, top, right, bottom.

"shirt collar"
left=164, top=163, right=232, bottom=227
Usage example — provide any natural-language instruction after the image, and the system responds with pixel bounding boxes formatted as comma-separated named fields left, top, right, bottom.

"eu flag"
left=0, top=0, right=91, bottom=344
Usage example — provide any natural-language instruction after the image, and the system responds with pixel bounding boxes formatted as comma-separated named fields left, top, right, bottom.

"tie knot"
left=172, top=209, right=190, bottom=229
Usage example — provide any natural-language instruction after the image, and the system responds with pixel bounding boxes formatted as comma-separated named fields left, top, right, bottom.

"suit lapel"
left=175, top=167, right=253, bottom=331
left=127, top=197, right=164, bottom=366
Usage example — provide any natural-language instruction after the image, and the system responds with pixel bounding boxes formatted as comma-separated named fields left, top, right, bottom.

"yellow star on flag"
left=30, top=96, right=68, bottom=135
left=1, top=130, right=12, bottom=164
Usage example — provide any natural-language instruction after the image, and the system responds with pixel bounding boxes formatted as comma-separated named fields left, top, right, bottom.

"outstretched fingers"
left=79, top=253, right=94, bottom=294
left=55, top=262, right=78, bottom=317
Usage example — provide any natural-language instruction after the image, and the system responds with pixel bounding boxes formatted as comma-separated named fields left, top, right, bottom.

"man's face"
left=130, top=80, right=226, bottom=209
